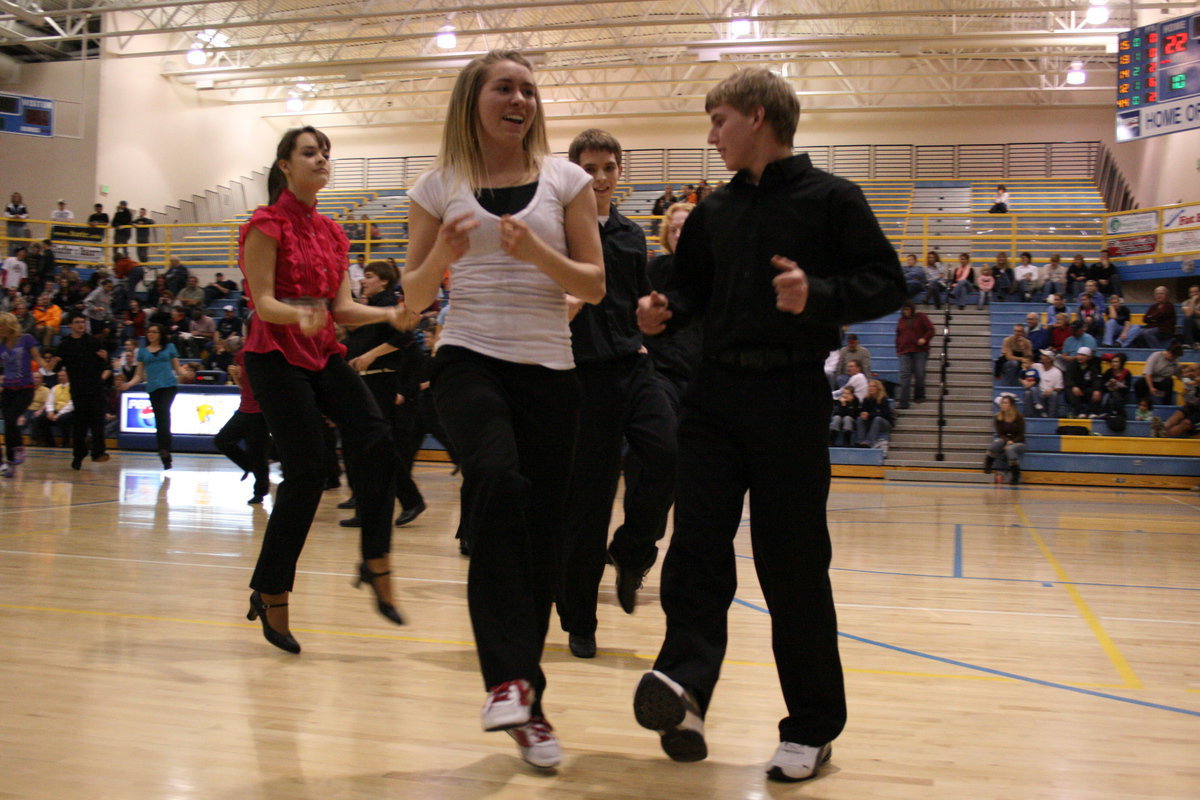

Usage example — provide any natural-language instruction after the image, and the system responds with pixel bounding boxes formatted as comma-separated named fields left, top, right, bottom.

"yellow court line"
left=1014, top=506, right=1144, bottom=690
left=0, top=528, right=57, bottom=541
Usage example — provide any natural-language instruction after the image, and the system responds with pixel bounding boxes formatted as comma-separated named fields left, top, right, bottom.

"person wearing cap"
left=204, top=271, right=239, bottom=305
left=50, top=200, right=74, bottom=223
left=216, top=304, right=243, bottom=340
left=1063, top=346, right=1103, bottom=418
left=111, top=201, right=133, bottom=259
left=1135, top=342, right=1185, bottom=406
left=834, top=333, right=871, bottom=386
left=1030, top=350, right=1063, bottom=418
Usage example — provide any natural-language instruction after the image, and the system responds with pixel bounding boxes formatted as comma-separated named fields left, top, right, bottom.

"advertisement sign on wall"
left=1105, top=234, right=1160, bottom=257
left=1105, top=211, right=1160, bottom=235
left=1162, top=204, right=1200, bottom=229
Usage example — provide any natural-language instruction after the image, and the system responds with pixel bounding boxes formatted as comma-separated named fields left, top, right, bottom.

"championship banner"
left=51, top=224, right=105, bottom=263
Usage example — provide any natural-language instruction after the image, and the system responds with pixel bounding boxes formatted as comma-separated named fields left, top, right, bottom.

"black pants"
left=214, top=410, right=271, bottom=498
left=148, top=386, right=177, bottom=453
left=1134, top=375, right=1174, bottom=405
left=431, top=346, right=579, bottom=704
left=557, top=354, right=677, bottom=636
left=2, top=387, right=33, bottom=462
left=245, top=351, right=395, bottom=594
left=362, top=371, right=423, bottom=511
left=71, top=393, right=107, bottom=462
left=653, top=361, right=846, bottom=746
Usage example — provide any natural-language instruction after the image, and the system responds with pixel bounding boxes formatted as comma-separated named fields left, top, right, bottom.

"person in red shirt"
left=894, top=300, right=934, bottom=408
left=239, top=125, right=419, bottom=654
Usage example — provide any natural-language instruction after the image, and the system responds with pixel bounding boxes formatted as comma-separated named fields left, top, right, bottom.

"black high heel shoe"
left=354, top=563, right=404, bottom=625
left=247, top=590, right=301, bottom=653
left=159, top=448, right=172, bottom=469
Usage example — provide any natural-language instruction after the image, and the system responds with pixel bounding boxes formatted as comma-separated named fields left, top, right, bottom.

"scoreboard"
left=1115, top=11, right=1200, bottom=141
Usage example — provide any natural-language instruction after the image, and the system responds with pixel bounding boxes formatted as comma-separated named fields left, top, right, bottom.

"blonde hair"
left=0, top=311, right=17, bottom=342
left=995, top=395, right=1019, bottom=423
left=704, top=68, right=800, bottom=145
left=437, top=50, right=549, bottom=190
left=658, top=201, right=695, bottom=254
left=868, top=379, right=888, bottom=400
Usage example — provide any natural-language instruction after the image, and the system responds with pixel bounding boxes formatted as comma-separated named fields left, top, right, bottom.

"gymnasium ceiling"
left=2, top=1, right=1197, bottom=126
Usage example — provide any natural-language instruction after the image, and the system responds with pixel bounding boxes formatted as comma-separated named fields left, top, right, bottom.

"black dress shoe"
left=339, top=516, right=361, bottom=528
left=71, top=458, right=82, bottom=470
left=248, top=494, right=265, bottom=505
left=247, top=590, right=301, bottom=654
left=394, top=501, right=426, bottom=527
left=336, top=496, right=357, bottom=510
left=610, top=546, right=650, bottom=615
left=569, top=633, right=597, bottom=659
left=457, top=537, right=470, bottom=557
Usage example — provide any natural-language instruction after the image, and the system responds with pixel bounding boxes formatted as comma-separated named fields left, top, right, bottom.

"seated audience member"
left=203, top=272, right=238, bottom=305
left=204, top=336, right=235, bottom=373
left=1102, top=294, right=1132, bottom=347
left=175, top=275, right=206, bottom=308
left=1060, top=319, right=1097, bottom=359
left=115, top=349, right=138, bottom=384
left=347, top=253, right=367, bottom=298
left=216, top=305, right=243, bottom=340
left=984, top=394, right=1025, bottom=483
left=163, top=257, right=189, bottom=294
left=1087, top=251, right=1121, bottom=297
left=976, top=267, right=995, bottom=309
left=855, top=379, right=894, bottom=450
left=149, top=292, right=175, bottom=325
left=164, top=306, right=191, bottom=351
left=19, top=372, right=49, bottom=438
left=344, top=213, right=365, bottom=253
left=1075, top=279, right=1101, bottom=304
left=1150, top=364, right=1198, bottom=437
left=988, top=185, right=1009, bottom=214
left=1075, top=293, right=1103, bottom=338
left=901, top=253, right=927, bottom=299
left=1134, top=341, right=1184, bottom=406
left=1030, top=351, right=1063, bottom=418
left=1065, top=254, right=1088, bottom=297
left=1136, top=397, right=1156, bottom=424
left=1130, top=285, right=1177, bottom=349
left=834, top=360, right=869, bottom=401
left=1064, top=346, right=1103, bottom=418
left=145, top=275, right=171, bottom=308
left=1041, top=254, right=1067, bottom=298
left=999, top=323, right=1033, bottom=385
left=823, top=348, right=839, bottom=390
left=1017, top=356, right=1042, bottom=417
left=991, top=252, right=1015, bottom=301
left=188, top=309, right=216, bottom=356
left=1048, top=313, right=1072, bottom=352
left=950, top=253, right=975, bottom=309
left=34, top=368, right=73, bottom=446
left=121, top=299, right=147, bottom=342
left=83, top=279, right=114, bottom=337
left=1102, top=352, right=1133, bottom=414
left=1013, top=253, right=1040, bottom=301
left=1026, top=311, right=1051, bottom=353
left=177, top=362, right=197, bottom=385
left=836, top=333, right=872, bottom=383
left=1045, top=293, right=1069, bottom=323
left=923, top=251, right=947, bottom=309
left=829, top=386, right=860, bottom=447
left=1182, top=284, right=1200, bottom=349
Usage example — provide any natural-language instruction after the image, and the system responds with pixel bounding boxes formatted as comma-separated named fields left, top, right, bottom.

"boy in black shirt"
left=52, top=313, right=112, bottom=468
left=635, top=69, right=905, bottom=782
left=555, top=129, right=677, bottom=660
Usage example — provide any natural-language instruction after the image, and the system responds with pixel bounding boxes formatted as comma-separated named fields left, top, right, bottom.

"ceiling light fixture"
left=436, top=25, right=457, bottom=50
left=185, top=47, right=207, bottom=66
left=286, top=94, right=305, bottom=112
left=1066, top=61, right=1087, bottom=85
left=1085, top=0, right=1110, bottom=26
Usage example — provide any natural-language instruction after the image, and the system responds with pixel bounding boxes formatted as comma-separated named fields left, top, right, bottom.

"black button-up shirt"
left=570, top=206, right=651, bottom=364
left=55, top=333, right=108, bottom=396
left=666, top=154, right=905, bottom=361
left=644, top=252, right=701, bottom=382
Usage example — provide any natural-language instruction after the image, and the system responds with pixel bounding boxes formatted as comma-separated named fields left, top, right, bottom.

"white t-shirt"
left=1033, top=363, right=1063, bottom=394
left=408, top=157, right=592, bottom=370
left=51, top=209, right=74, bottom=222
left=1, top=257, right=27, bottom=289
left=1014, top=264, right=1039, bottom=283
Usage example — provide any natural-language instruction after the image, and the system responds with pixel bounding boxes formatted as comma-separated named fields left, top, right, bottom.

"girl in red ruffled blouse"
left=240, top=126, right=418, bottom=654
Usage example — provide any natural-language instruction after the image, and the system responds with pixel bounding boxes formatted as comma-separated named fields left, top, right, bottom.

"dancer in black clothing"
left=214, top=347, right=272, bottom=505
left=51, top=313, right=112, bottom=469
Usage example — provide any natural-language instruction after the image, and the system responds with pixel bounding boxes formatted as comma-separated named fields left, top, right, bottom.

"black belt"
left=706, top=347, right=818, bottom=372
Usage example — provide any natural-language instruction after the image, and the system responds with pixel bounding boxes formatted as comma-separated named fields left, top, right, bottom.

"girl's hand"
left=388, top=304, right=420, bottom=331
left=296, top=306, right=328, bottom=337
left=499, top=215, right=547, bottom=264
left=435, top=213, right=479, bottom=262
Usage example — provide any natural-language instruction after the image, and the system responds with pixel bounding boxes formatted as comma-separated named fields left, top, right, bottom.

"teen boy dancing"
left=634, top=69, right=905, bottom=782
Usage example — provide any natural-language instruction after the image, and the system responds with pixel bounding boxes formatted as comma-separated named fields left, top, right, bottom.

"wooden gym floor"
left=1, top=448, right=1197, bottom=799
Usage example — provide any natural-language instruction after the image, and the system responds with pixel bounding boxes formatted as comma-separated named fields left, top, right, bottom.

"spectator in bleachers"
left=984, top=394, right=1024, bottom=483
left=6, top=192, right=29, bottom=253
left=1041, top=254, right=1067, bottom=298
left=1030, top=350, right=1063, bottom=418
left=991, top=252, right=1014, bottom=301
left=111, top=201, right=132, bottom=259
left=1066, top=254, right=1088, bottom=297
left=1087, top=250, right=1120, bottom=297
left=1017, top=356, right=1042, bottom=417
left=835, top=334, right=871, bottom=383
left=1136, top=397, right=1155, bottom=423
left=52, top=275, right=81, bottom=313
left=344, top=213, right=365, bottom=253
left=988, top=185, right=1009, bottom=214
left=189, top=308, right=217, bottom=356
left=204, top=332, right=236, bottom=373
left=950, top=252, right=975, bottom=309
left=30, top=292, right=61, bottom=348
left=348, top=253, right=366, bottom=297
left=1061, top=319, right=1097, bottom=358
left=1, top=247, right=27, bottom=290
left=1183, top=284, right=1200, bottom=349
left=176, top=275, right=206, bottom=308
left=50, top=199, right=73, bottom=223
left=145, top=275, right=169, bottom=307
left=203, top=272, right=238, bottom=305
left=1045, top=293, right=1069, bottom=323
left=163, top=257, right=189, bottom=294
left=1102, top=352, right=1132, bottom=415
left=1013, top=252, right=1040, bottom=302
left=83, top=278, right=114, bottom=337
left=25, top=242, right=47, bottom=287
left=1075, top=293, right=1103, bottom=338
left=18, top=371, right=48, bottom=440
left=854, top=379, right=894, bottom=451
left=998, top=323, right=1033, bottom=385
left=164, top=306, right=190, bottom=351
left=114, top=345, right=137, bottom=385
left=177, top=362, right=196, bottom=385
left=643, top=200, right=699, bottom=405
left=216, top=304, right=243, bottom=339
left=149, top=292, right=174, bottom=325
left=114, top=254, right=144, bottom=298
left=1151, top=363, right=1198, bottom=437
left=922, top=251, right=946, bottom=309
left=1026, top=311, right=1051, bottom=352
left=650, top=185, right=677, bottom=235
left=120, top=299, right=147, bottom=342
left=1101, top=294, right=1132, bottom=347
left=833, top=360, right=869, bottom=402
left=11, top=299, right=34, bottom=336
left=829, top=386, right=859, bottom=447
left=894, top=299, right=933, bottom=408
left=133, top=208, right=154, bottom=262
left=901, top=254, right=927, bottom=300
left=976, top=266, right=995, bottom=309
left=34, top=368, right=72, bottom=446
left=1134, top=341, right=1184, bottom=406
left=87, top=204, right=109, bottom=239
left=1131, top=286, right=1178, bottom=350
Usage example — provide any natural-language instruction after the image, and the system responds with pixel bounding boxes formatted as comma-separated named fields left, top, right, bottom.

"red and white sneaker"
left=481, top=678, right=534, bottom=731
left=507, top=716, right=561, bottom=768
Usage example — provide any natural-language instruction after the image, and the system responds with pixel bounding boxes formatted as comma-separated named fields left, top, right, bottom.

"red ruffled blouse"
left=239, top=189, right=349, bottom=371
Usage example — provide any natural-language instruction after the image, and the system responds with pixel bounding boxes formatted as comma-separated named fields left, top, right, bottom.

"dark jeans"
left=431, top=346, right=580, bottom=705
left=556, top=354, right=677, bottom=637
left=71, top=393, right=107, bottom=462
left=245, top=350, right=395, bottom=594
left=214, top=410, right=271, bottom=498
left=362, top=371, right=423, bottom=512
left=148, top=386, right=177, bottom=452
left=1133, top=375, right=1174, bottom=406
left=653, top=360, right=846, bottom=746
left=2, top=387, right=33, bottom=461
left=896, top=350, right=928, bottom=407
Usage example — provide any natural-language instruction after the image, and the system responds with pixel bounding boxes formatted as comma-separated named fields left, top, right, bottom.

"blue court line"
left=729, top=597, right=1200, bottom=718
left=953, top=524, right=963, bottom=578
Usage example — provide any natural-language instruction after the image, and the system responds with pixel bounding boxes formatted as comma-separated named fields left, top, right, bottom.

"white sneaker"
left=766, top=741, right=832, bottom=782
left=633, top=670, right=707, bottom=762
left=507, top=716, right=561, bottom=768
left=481, top=679, right=534, bottom=731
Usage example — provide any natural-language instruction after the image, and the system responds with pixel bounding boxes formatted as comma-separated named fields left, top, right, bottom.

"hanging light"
left=730, top=16, right=752, bottom=38
left=1066, top=61, right=1087, bottom=85
left=436, top=25, right=457, bottom=50
left=285, top=94, right=305, bottom=112
left=1085, top=0, right=1110, bottom=26
left=186, top=46, right=207, bottom=66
